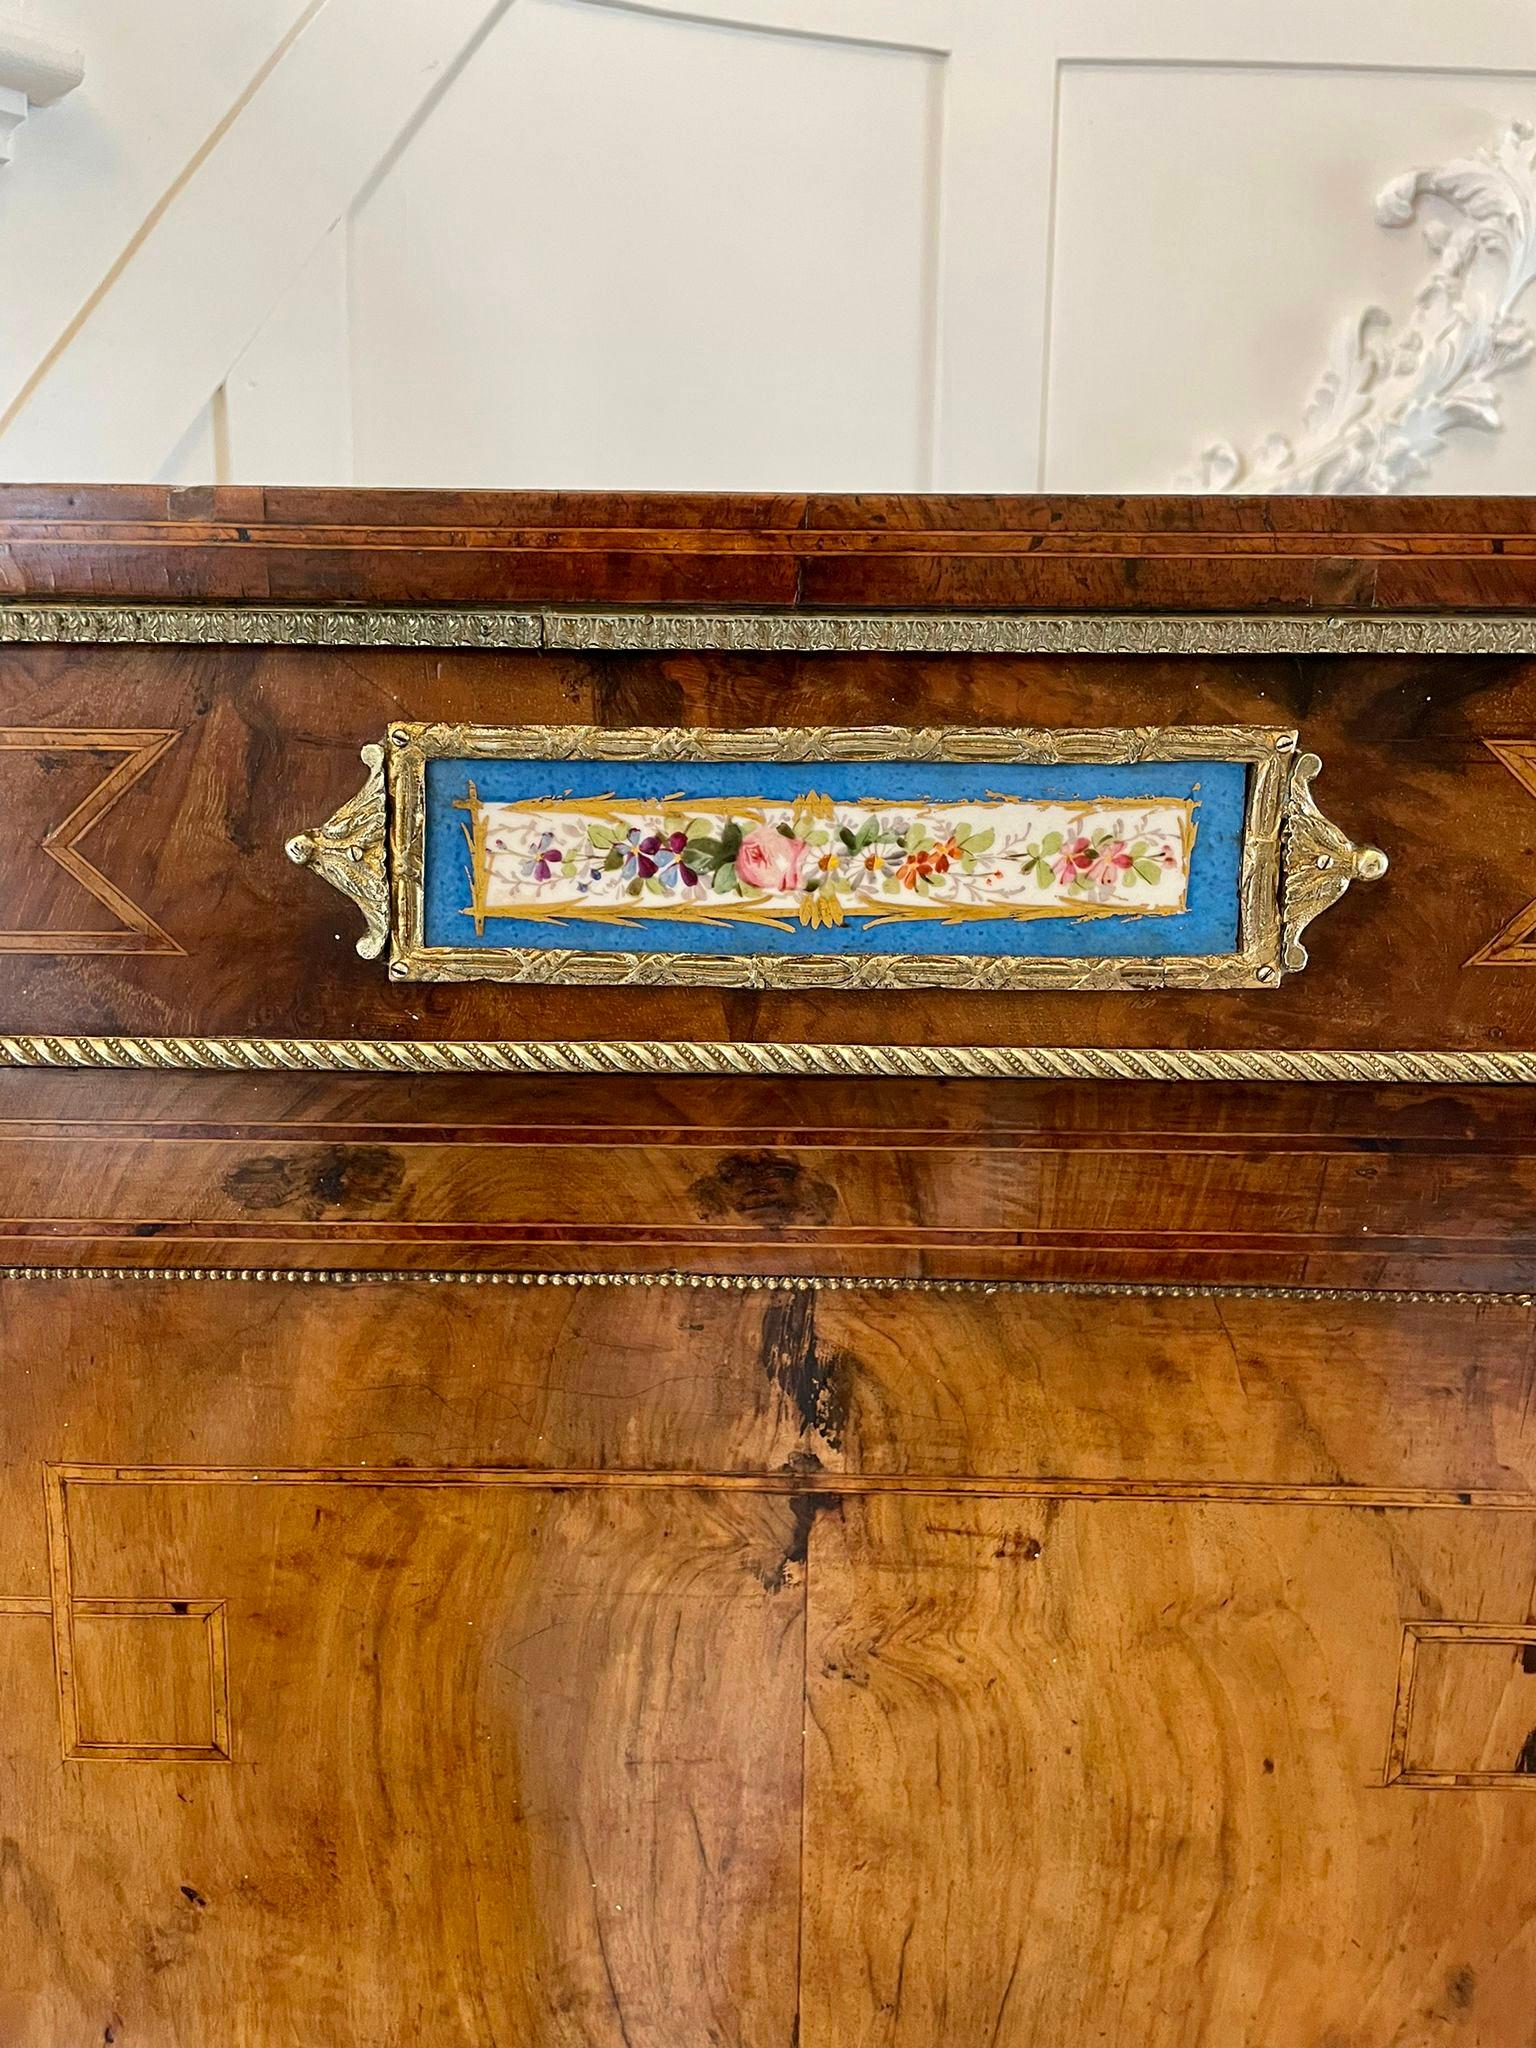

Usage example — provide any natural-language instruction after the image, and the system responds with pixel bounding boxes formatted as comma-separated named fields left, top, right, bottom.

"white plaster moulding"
left=1184, top=119, right=1536, bottom=495
left=0, top=19, right=83, bottom=164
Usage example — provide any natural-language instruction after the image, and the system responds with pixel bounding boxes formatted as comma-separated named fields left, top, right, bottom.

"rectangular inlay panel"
left=1386, top=1622, right=1536, bottom=1788
left=67, top=1599, right=230, bottom=1761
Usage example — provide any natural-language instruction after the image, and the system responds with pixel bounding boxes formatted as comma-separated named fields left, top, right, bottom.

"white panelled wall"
left=2, top=0, right=1536, bottom=492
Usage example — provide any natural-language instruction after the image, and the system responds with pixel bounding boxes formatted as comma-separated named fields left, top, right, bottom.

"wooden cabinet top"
left=5, top=486, right=1536, bottom=611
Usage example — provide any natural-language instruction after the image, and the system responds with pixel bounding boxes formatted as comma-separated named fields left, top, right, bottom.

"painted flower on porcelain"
left=736, top=824, right=809, bottom=892
left=613, top=827, right=660, bottom=885
left=1086, top=838, right=1135, bottom=888
left=473, top=791, right=1191, bottom=929
left=1051, top=835, right=1097, bottom=886
left=643, top=830, right=699, bottom=891
left=518, top=830, right=565, bottom=884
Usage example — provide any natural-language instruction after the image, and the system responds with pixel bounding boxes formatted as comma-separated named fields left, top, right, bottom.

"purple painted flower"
left=519, top=830, right=565, bottom=884
left=638, top=829, right=699, bottom=891
left=615, top=828, right=660, bottom=884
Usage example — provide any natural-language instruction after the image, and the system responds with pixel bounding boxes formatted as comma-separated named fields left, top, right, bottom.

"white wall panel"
left=153, top=391, right=222, bottom=486
left=0, top=0, right=309, bottom=419
left=224, top=221, right=352, bottom=485
left=347, top=0, right=942, bottom=491
left=0, top=0, right=508, bottom=481
left=8, top=0, right=1536, bottom=493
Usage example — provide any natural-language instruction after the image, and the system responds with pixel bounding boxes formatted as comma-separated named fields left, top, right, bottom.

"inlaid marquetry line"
left=12, top=1465, right=1536, bottom=1778
left=3, top=1221, right=1524, bottom=1258
left=0, top=728, right=182, bottom=955
left=1385, top=1622, right=1536, bottom=1790
left=38, top=1466, right=232, bottom=1763
left=44, top=1463, right=1536, bottom=1510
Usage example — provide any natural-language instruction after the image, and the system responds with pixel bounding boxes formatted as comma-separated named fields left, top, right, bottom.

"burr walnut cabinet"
left=6, top=488, right=1536, bottom=2045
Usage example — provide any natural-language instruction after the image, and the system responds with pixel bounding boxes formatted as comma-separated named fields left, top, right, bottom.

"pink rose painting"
left=735, top=824, right=809, bottom=892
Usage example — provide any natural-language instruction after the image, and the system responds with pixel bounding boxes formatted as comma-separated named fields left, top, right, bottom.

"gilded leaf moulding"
left=5, top=602, right=1536, bottom=656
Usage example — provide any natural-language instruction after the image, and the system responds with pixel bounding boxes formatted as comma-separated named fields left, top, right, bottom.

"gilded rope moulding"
left=5, top=1038, right=1536, bottom=1083
left=286, top=721, right=1385, bottom=993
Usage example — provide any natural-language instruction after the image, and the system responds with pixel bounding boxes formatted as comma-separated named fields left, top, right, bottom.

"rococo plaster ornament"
left=1183, top=120, right=1536, bottom=494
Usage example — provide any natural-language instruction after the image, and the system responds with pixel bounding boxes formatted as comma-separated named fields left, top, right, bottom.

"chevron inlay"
left=0, top=728, right=182, bottom=955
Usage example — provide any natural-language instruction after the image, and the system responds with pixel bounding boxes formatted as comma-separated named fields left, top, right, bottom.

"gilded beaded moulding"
left=1, top=1267, right=1532, bottom=1307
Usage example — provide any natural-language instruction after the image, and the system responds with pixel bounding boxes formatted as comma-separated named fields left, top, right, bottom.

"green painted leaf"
left=716, top=863, right=738, bottom=893
left=1040, top=830, right=1063, bottom=855
left=1134, top=858, right=1162, bottom=884
left=1035, top=858, right=1054, bottom=890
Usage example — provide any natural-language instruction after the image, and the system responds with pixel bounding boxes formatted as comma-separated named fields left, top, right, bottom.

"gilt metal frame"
left=389, top=719, right=1276, bottom=992
left=374, top=719, right=1384, bottom=992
